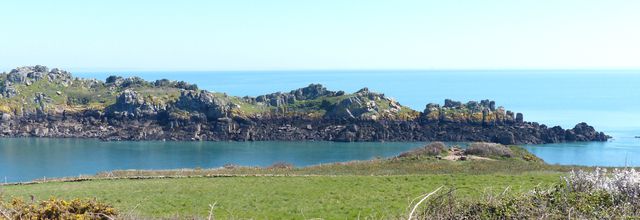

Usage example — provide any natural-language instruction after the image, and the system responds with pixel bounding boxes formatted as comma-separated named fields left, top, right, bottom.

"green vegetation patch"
left=1, top=174, right=559, bottom=219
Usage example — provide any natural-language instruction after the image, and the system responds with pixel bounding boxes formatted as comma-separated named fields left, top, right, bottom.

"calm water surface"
left=523, top=129, right=640, bottom=167
left=1, top=70, right=639, bottom=182
left=0, top=139, right=425, bottom=182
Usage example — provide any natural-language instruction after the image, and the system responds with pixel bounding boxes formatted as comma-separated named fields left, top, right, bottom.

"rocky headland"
left=0, top=66, right=609, bottom=144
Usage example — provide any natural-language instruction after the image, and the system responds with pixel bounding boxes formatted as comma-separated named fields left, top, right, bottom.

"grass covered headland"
left=0, top=66, right=609, bottom=143
left=1, top=143, right=633, bottom=219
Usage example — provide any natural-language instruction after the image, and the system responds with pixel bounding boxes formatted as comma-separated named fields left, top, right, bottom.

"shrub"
left=0, top=197, right=117, bottom=220
left=415, top=168, right=640, bottom=219
left=176, top=81, right=198, bottom=90
left=105, top=75, right=122, bottom=84
left=398, top=142, right=447, bottom=158
left=465, top=142, right=513, bottom=158
left=564, top=167, right=640, bottom=207
left=66, top=90, right=95, bottom=105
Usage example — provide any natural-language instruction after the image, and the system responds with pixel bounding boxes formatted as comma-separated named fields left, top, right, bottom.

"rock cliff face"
left=0, top=66, right=610, bottom=144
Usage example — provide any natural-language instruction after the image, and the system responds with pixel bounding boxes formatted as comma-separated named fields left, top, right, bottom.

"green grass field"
left=0, top=145, right=580, bottom=219
left=1, top=174, right=560, bottom=219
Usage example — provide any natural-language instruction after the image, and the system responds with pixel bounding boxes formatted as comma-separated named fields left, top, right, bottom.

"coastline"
left=0, top=66, right=609, bottom=144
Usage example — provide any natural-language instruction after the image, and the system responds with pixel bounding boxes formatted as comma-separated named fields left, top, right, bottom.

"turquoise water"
left=0, top=138, right=426, bottom=182
left=1, top=70, right=639, bottom=182
left=74, top=70, right=640, bottom=166
left=524, top=129, right=640, bottom=167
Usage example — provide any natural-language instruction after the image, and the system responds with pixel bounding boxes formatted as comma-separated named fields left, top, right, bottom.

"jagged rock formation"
left=251, top=83, right=342, bottom=107
left=423, top=99, right=523, bottom=125
left=0, top=66, right=610, bottom=144
left=174, top=90, right=236, bottom=120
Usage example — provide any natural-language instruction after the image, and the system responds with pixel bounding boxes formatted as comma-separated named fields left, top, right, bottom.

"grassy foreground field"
left=0, top=145, right=576, bottom=219
left=1, top=174, right=561, bottom=219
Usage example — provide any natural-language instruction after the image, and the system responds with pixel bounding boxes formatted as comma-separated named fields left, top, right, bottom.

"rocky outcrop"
left=175, top=90, right=237, bottom=120
left=251, top=84, right=342, bottom=107
left=6, top=65, right=72, bottom=86
left=1, top=66, right=73, bottom=98
left=422, top=99, right=521, bottom=125
left=0, top=66, right=610, bottom=144
left=106, top=90, right=167, bottom=118
left=0, top=112, right=609, bottom=144
left=325, top=88, right=403, bottom=120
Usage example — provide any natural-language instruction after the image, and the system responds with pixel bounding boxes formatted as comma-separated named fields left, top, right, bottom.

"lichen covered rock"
left=422, top=99, right=523, bottom=125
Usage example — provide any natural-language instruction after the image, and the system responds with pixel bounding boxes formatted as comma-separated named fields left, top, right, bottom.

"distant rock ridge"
left=423, top=99, right=524, bottom=125
left=0, top=65, right=610, bottom=144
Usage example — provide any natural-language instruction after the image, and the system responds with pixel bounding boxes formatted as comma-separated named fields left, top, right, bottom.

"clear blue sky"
left=1, top=0, right=639, bottom=71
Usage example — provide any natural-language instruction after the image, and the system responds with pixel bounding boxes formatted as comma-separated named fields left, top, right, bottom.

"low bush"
left=0, top=197, right=117, bottom=220
left=465, top=142, right=513, bottom=158
left=398, top=142, right=447, bottom=158
left=564, top=167, right=640, bottom=207
left=414, top=168, right=640, bottom=219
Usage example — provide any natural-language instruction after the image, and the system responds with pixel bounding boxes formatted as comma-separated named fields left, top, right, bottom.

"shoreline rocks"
left=0, top=112, right=609, bottom=144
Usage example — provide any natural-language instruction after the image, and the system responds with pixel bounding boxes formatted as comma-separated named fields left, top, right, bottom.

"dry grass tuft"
left=465, top=142, right=513, bottom=158
left=398, top=142, right=447, bottom=158
left=266, top=162, right=294, bottom=170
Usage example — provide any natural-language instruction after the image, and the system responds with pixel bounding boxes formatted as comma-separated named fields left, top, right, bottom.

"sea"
left=1, top=70, right=639, bottom=182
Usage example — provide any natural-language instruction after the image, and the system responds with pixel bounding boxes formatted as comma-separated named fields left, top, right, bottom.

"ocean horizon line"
left=3, top=66, right=640, bottom=74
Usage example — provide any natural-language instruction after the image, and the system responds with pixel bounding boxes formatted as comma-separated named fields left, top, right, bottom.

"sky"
left=1, top=0, right=639, bottom=71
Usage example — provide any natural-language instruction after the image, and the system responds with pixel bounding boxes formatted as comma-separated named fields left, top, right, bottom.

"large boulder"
left=423, top=103, right=441, bottom=121
left=7, top=65, right=72, bottom=85
left=0, top=113, right=11, bottom=121
left=254, top=84, right=339, bottom=108
left=570, top=122, right=609, bottom=141
left=444, top=99, right=462, bottom=108
left=8, top=66, right=47, bottom=83
left=324, top=88, right=397, bottom=120
left=493, top=132, right=516, bottom=145
left=106, top=90, right=165, bottom=118
left=290, top=84, right=337, bottom=100
left=516, top=113, right=524, bottom=123
left=327, top=96, right=366, bottom=119
left=175, top=90, right=235, bottom=120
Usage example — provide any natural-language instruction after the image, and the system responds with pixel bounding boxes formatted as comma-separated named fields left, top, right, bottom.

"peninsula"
left=0, top=66, right=609, bottom=144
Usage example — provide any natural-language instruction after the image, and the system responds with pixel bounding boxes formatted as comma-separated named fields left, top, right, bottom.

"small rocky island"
left=0, top=66, right=609, bottom=144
